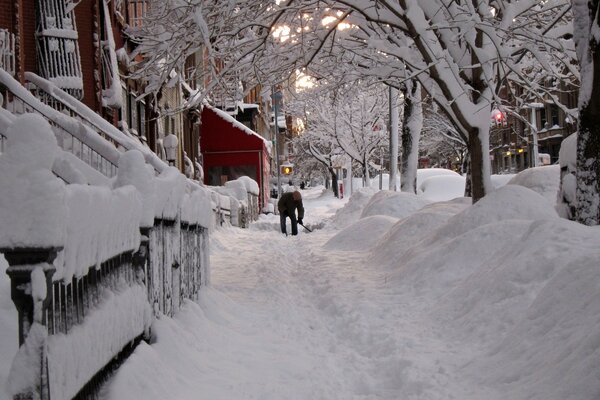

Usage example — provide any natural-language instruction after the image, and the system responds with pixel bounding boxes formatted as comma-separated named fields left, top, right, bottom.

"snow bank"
left=371, top=197, right=470, bottom=263
left=330, top=187, right=376, bottom=229
left=491, top=173, right=515, bottom=188
left=360, top=190, right=430, bottom=219
left=507, top=165, right=560, bottom=205
left=324, top=215, right=398, bottom=251
left=372, top=183, right=600, bottom=398
left=416, top=168, right=460, bottom=189
left=419, top=175, right=466, bottom=201
left=432, top=184, right=558, bottom=240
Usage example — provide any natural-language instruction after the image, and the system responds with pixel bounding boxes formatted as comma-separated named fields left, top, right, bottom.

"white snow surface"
left=507, top=165, right=560, bottom=205
left=96, top=181, right=600, bottom=400
left=324, top=215, right=398, bottom=251
left=419, top=174, right=466, bottom=201
left=416, top=167, right=460, bottom=189
left=360, top=190, right=431, bottom=219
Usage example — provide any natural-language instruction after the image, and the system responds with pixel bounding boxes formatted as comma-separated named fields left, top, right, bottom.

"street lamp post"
left=271, top=88, right=283, bottom=197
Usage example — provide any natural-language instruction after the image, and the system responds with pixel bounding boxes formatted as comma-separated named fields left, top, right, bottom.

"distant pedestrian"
left=300, top=181, right=305, bottom=190
left=278, top=191, right=304, bottom=236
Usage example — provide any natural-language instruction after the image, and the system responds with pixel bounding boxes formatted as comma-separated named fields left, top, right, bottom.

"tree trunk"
left=468, top=127, right=486, bottom=201
left=389, top=85, right=400, bottom=191
left=463, top=152, right=472, bottom=197
left=329, top=167, right=339, bottom=197
left=400, top=81, right=422, bottom=194
left=468, top=25, right=491, bottom=203
left=574, top=0, right=600, bottom=225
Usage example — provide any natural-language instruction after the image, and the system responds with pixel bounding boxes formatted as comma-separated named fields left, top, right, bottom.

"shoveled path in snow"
left=104, top=191, right=474, bottom=399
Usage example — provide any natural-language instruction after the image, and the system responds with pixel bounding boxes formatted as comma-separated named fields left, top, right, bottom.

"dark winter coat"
left=277, top=192, right=304, bottom=219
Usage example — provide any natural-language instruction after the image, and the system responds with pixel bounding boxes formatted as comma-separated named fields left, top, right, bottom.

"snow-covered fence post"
left=1, top=248, right=58, bottom=400
left=2, top=249, right=59, bottom=345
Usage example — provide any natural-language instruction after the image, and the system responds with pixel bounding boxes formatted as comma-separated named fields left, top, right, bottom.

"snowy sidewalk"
left=103, top=191, right=472, bottom=400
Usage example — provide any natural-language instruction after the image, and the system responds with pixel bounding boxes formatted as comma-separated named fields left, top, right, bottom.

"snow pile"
left=360, top=190, right=430, bottom=219
left=0, top=114, right=66, bottom=248
left=431, top=184, right=558, bottom=240
left=373, top=186, right=600, bottom=399
left=372, top=197, right=471, bottom=263
left=324, top=215, right=398, bottom=251
left=416, top=168, right=460, bottom=189
left=491, top=173, right=515, bottom=188
left=507, top=164, right=560, bottom=205
left=330, top=187, right=376, bottom=228
left=419, top=175, right=466, bottom=201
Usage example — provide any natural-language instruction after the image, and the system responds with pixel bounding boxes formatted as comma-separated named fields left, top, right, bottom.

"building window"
left=120, top=86, right=129, bottom=125
left=129, top=93, right=138, bottom=133
left=127, top=0, right=148, bottom=28
left=139, top=100, right=146, bottom=138
left=550, top=105, right=559, bottom=127
left=540, top=107, right=547, bottom=129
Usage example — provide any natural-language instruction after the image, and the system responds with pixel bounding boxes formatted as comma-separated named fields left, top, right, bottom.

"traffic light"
left=492, top=109, right=507, bottom=127
left=281, top=165, right=293, bottom=175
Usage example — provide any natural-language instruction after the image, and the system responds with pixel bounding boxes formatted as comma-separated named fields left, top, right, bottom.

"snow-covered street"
left=102, top=184, right=600, bottom=400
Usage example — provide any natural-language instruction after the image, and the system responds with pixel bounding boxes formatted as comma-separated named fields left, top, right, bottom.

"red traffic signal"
left=492, top=109, right=507, bottom=126
left=493, top=110, right=504, bottom=121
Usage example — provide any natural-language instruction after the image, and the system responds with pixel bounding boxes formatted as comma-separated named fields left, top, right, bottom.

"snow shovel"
left=299, top=222, right=312, bottom=232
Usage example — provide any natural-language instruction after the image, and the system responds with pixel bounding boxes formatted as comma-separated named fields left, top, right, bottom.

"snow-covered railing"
left=0, top=30, right=16, bottom=77
left=0, top=115, right=212, bottom=400
left=0, top=69, right=121, bottom=177
left=24, top=72, right=170, bottom=175
left=209, top=177, right=261, bottom=228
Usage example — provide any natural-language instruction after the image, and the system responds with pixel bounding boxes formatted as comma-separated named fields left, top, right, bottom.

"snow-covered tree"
left=133, top=0, right=576, bottom=203
left=421, top=103, right=468, bottom=172
left=572, top=0, right=600, bottom=226
left=289, top=80, right=389, bottom=189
